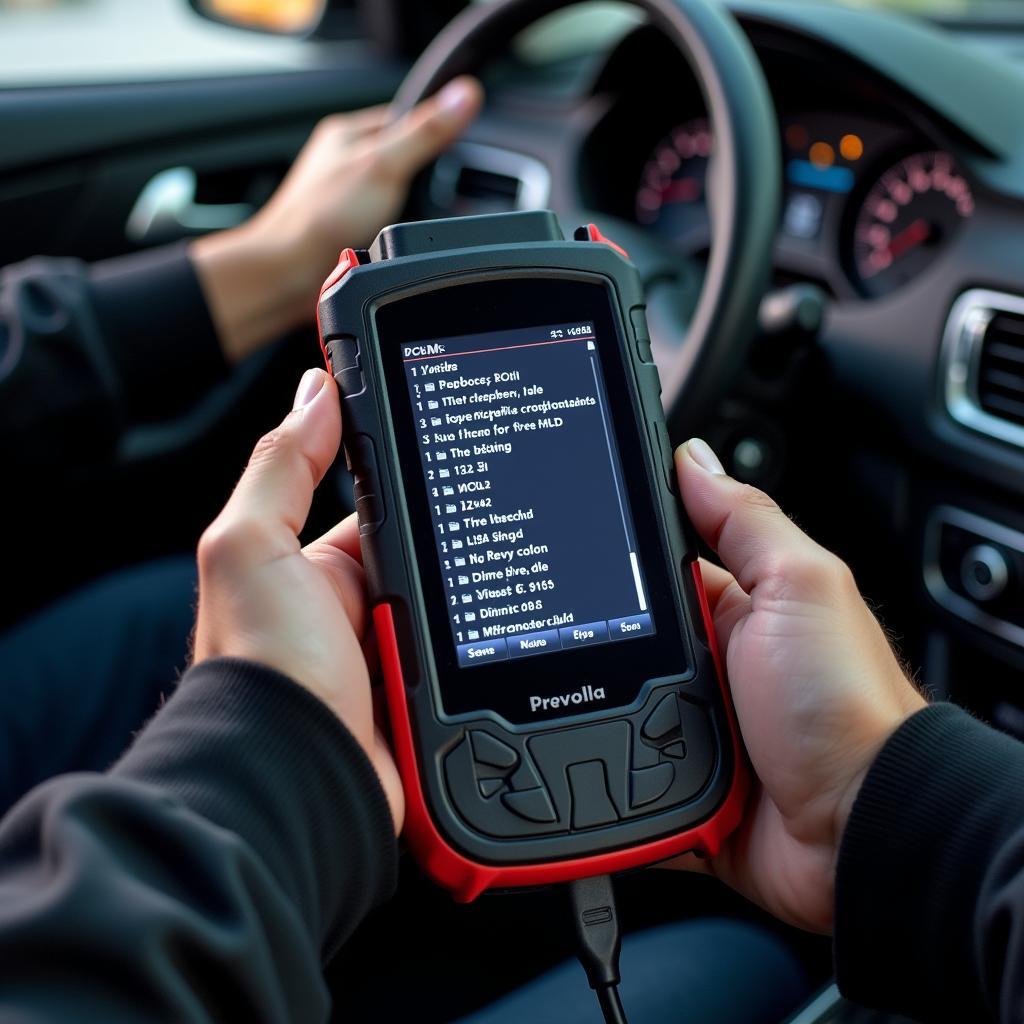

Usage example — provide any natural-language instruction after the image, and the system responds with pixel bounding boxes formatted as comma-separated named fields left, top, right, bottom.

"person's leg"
left=0, top=557, right=197, bottom=814
left=459, top=918, right=811, bottom=1024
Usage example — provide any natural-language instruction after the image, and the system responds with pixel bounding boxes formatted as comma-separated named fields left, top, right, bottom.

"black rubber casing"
left=317, top=211, right=736, bottom=866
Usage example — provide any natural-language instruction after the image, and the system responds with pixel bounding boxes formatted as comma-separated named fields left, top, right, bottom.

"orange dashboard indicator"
left=809, top=141, right=835, bottom=168
left=840, top=133, right=864, bottom=161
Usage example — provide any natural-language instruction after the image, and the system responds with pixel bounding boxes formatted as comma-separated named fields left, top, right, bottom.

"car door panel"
left=0, top=62, right=405, bottom=265
left=0, top=47, right=405, bottom=616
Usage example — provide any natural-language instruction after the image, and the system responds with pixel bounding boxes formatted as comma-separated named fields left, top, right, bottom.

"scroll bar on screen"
left=629, top=551, right=648, bottom=612
left=589, top=352, right=649, bottom=615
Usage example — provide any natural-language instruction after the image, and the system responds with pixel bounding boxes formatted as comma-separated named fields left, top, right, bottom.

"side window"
left=0, top=0, right=357, bottom=88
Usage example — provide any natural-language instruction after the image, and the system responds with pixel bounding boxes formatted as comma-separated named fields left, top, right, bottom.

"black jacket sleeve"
left=0, top=658, right=398, bottom=1023
left=0, top=245, right=225, bottom=478
left=836, top=702, right=1024, bottom=1023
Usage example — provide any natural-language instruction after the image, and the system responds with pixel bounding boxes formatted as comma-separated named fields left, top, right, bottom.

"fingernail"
left=682, top=438, right=725, bottom=475
left=293, top=368, right=325, bottom=410
left=437, top=78, right=477, bottom=120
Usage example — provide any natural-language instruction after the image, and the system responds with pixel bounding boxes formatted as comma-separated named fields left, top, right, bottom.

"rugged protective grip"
left=317, top=212, right=747, bottom=899
left=376, top=565, right=748, bottom=901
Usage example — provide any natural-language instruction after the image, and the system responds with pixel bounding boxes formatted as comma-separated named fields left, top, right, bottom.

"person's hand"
left=191, top=367, right=403, bottom=830
left=191, top=77, right=484, bottom=362
left=671, top=438, right=926, bottom=934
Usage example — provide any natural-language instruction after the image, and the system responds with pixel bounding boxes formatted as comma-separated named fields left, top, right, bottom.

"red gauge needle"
left=660, top=177, right=702, bottom=204
left=886, top=218, right=932, bottom=261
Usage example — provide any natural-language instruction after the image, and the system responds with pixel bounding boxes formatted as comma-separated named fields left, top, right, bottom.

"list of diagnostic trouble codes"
left=401, top=319, right=656, bottom=668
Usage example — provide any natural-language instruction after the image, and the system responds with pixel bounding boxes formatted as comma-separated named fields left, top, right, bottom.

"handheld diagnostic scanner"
left=316, top=211, right=746, bottom=902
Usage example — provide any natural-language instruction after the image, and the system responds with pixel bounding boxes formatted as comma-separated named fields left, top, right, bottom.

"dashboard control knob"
left=757, top=283, right=826, bottom=339
left=960, top=544, right=1010, bottom=602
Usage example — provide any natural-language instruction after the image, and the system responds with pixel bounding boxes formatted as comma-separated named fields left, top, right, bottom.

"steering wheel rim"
left=393, top=0, right=780, bottom=433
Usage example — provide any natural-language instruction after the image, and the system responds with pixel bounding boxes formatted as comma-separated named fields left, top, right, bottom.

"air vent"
left=432, top=142, right=551, bottom=216
left=978, top=311, right=1024, bottom=426
left=942, top=288, right=1024, bottom=448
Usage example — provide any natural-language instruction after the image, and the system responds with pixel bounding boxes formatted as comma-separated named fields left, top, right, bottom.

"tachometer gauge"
left=634, top=118, right=711, bottom=245
left=850, top=150, right=974, bottom=297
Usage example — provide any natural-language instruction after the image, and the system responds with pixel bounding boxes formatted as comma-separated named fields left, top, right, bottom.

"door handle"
left=126, top=167, right=254, bottom=244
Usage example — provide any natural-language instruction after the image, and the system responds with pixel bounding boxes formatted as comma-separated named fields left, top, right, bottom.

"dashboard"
left=631, top=114, right=971, bottom=298
left=580, top=24, right=982, bottom=301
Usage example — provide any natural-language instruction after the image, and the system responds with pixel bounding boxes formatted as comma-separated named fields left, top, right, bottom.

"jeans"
left=460, top=919, right=811, bottom=1024
left=0, top=557, right=197, bottom=814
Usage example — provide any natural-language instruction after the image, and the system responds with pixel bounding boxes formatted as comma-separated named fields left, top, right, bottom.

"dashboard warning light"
left=840, top=134, right=864, bottom=161
left=809, top=142, right=835, bottom=168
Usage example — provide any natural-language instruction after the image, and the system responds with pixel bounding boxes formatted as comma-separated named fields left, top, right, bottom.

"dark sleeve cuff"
left=113, top=658, right=398, bottom=959
left=835, top=702, right=1024, bottom=1021
left=89, top=244, right=226, bottom=421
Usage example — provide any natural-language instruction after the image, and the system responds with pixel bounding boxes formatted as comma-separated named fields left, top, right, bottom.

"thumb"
left=211, top=369, right=341, bottom=565
left=676, top=438, right=843, bottom=600
left=376, top=76, right=483, bottom=179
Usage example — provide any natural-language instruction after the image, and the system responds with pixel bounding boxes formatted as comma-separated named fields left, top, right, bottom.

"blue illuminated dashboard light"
left=786, top=159, right=855, bottom=194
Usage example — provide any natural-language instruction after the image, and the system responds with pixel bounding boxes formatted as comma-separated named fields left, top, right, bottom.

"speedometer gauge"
left=849, top=150, right=974, bottom=297
left=634, top=117, right=711, bottom=245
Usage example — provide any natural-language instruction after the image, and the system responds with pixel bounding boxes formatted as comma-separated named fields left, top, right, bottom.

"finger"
left=313, top=104, right=390, bottom=146
left=375, top=76, right=483, bottom=180
left=304, top=542, right=368, bottom=641
left=697, top=558, right=735, bottom=611
left=339, top=104, right=391, bottom=140
left=676, top=439, right=842, bottom=601
left=212, top=369, right=341, bottom=564
left=698, top=557, right=752, bottom=656
left=306, top=512, right=362, bottom=564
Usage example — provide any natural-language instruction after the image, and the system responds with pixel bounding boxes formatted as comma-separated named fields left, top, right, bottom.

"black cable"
left=596, top=985, right=628, bottom=1024
left=567, top=874, right=630, bottom=1024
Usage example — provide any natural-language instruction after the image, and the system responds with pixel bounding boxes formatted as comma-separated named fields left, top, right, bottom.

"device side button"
left=651, top=420, right=676, bottom=493
left=326, top=334, right=365, bottom=397
left=355, top=495, right=385, bottom=536
left=348, top=434, right=385, bottom=536
left=630, top=305, right=654, bottom=364
left=326, top=333, right=357, bottom=370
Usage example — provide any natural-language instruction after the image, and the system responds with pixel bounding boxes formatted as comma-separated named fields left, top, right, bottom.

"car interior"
left=3, top=0, right=1024, bottom=1019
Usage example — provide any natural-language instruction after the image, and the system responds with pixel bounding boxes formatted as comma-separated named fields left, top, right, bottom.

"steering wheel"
left=392, top=0, right=780, bottom=434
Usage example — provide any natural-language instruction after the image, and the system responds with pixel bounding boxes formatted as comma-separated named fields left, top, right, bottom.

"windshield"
left=0, top=0, right=1016, bottom=91
left=0, top=0, right=339, bottom=87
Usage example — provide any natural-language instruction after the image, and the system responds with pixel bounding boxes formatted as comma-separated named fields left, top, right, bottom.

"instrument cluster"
left=628, top=108, right=974, bottom=298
